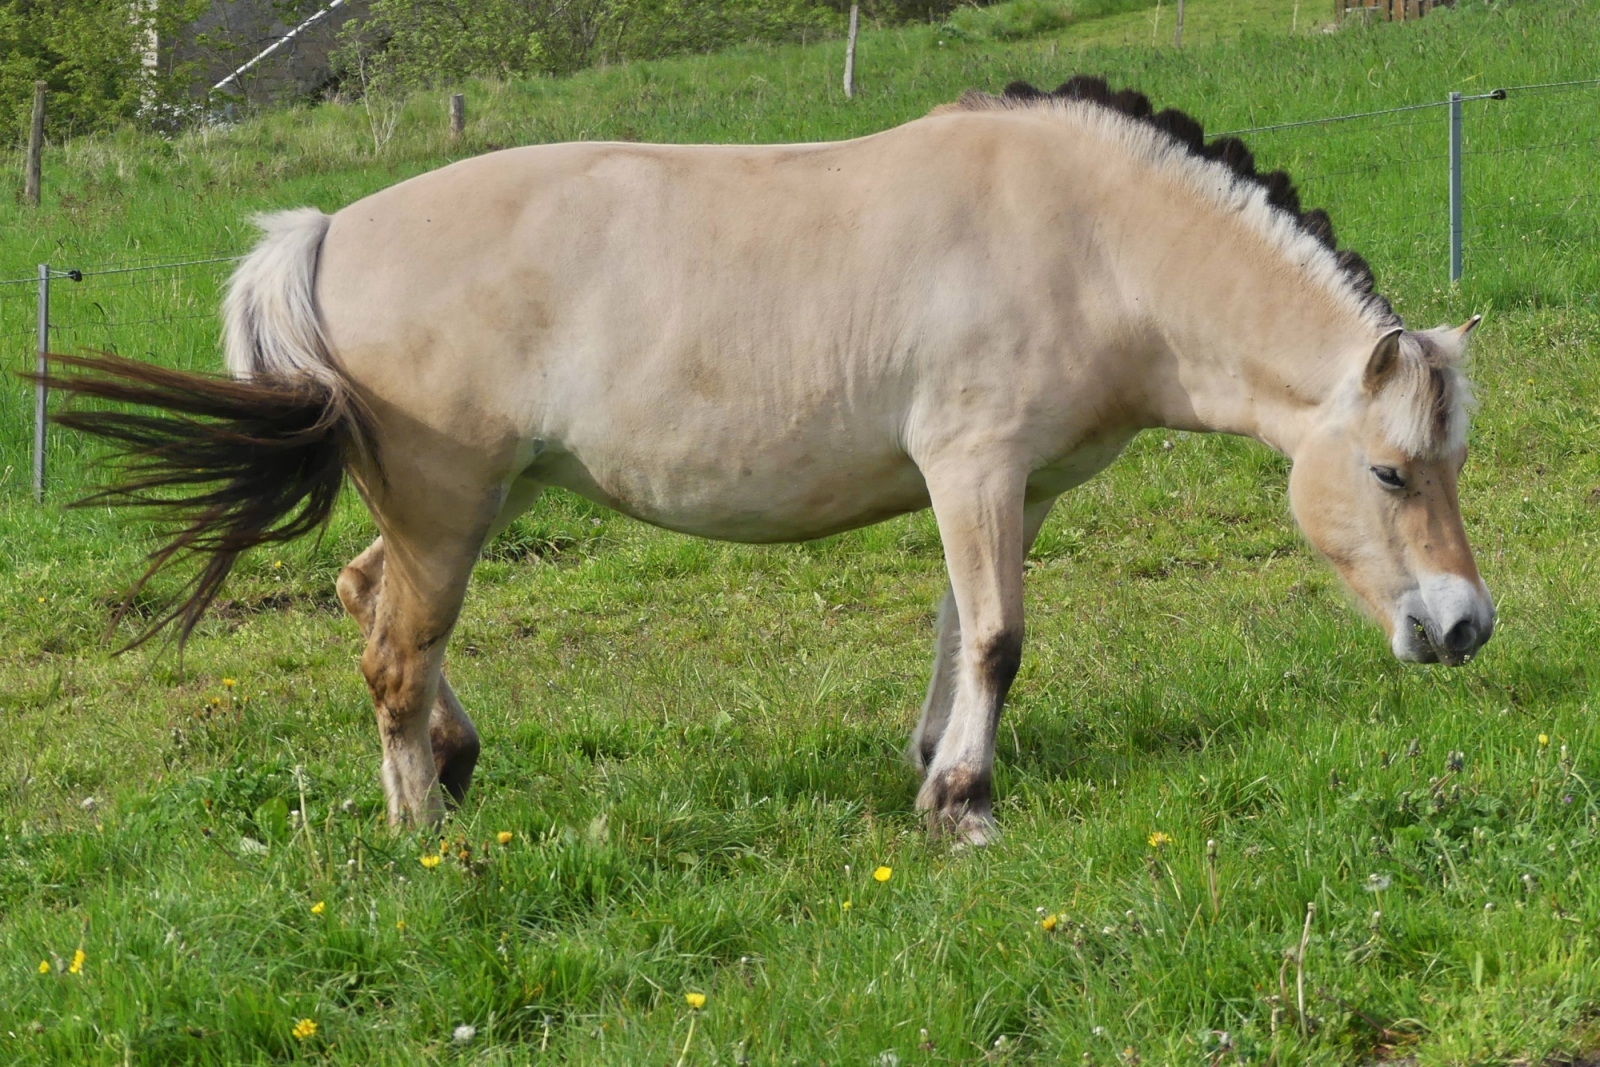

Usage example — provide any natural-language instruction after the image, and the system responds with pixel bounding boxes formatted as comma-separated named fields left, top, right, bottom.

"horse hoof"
left=949, top=811, right=999, bottom=848
left=385, top=788, right=448, bottom=831
left=924, top=805, right=999, bottom=847
left=916, top=764, right=995, bottom=845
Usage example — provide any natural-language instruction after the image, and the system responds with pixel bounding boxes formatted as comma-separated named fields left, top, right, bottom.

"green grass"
left=2, top=0, right=1600, bottom=1062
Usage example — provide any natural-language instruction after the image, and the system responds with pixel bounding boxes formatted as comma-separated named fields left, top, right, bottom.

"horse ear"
left=1364, top=328, right=1404, bottom=392
left=1453, top=314, right=1483, bottom=339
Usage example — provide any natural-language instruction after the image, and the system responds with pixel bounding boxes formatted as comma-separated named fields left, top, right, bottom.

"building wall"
left=173, top=0, right=369, bottom=103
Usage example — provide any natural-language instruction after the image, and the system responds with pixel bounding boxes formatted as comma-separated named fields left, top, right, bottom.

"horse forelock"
left=1374, top=334, right=1474, bottom=459
left=938, top=79, right=1403, bottom=336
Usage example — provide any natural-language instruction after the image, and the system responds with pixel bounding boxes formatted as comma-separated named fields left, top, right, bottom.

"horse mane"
left=937, top=76, right=1401, bottom=332
left=1381, top=329, right=1473, bottom=458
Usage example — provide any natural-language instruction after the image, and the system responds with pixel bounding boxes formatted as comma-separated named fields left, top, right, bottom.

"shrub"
left=0, top=0, right=206, bottom=144
left=335, top=0, right=987, bottom=92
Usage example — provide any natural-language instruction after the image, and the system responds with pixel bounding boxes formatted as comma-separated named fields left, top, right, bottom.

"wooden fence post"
left=1174, top=0, right=1184, bottom=46
left=25, top=81, right=45, bottom=208
left=449, top=93, right=465, bottom=140
left=843, top=4, right=859, bottom=100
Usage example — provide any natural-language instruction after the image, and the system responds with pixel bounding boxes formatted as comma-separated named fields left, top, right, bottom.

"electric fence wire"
left=71, top=255, right=241, bottom=279
left=0, top=253, right=239, bottom=288
left=60, top=249, right=241, bottom=272
left=1236, top=113, right=1452, bottom=142
left=1492, top=77, right=1600, bottom=96
left=52, top=311, right=219, bottom=333
left=1291, top=152, right=1451, bottom=183
left=1218, top=88, right=1511, bottom=137
left=48, top=274, right=230, bottom=297
left=1463, top=138, right=1599, bottom=160
left=1221, top=77, right=1597, bottom=138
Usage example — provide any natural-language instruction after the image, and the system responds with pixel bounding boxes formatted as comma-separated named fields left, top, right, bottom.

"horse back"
left=313, top=116, right=1135, bottom=540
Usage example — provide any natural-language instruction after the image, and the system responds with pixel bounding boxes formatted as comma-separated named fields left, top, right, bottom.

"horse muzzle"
left=1390, top=574, right=1495, bottom=666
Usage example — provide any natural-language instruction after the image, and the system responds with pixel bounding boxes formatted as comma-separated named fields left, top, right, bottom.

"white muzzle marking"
left=1391, top=572, right=1494, bottom=665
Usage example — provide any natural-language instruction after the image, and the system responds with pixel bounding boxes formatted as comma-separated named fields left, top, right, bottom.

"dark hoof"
left=916, top=765, right=998, bottom=847
left=924, top=805, right=999, bottom=847
left=432, top=732, right=479, bottom=806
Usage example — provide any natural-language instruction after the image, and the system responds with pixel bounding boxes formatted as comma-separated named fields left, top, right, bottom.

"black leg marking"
left=977, top=628, right=1023, bottom=701
left=432, top=725, right=480, bottom=805
left=924, top=765, right=993, bottom=823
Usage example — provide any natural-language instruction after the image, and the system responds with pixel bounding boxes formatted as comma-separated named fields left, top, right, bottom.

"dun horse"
left=47, top=78, right=1493, bottom=845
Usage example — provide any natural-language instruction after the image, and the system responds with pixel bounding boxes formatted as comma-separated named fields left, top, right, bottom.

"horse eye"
left=1370, top=465, right=1406, bottom=490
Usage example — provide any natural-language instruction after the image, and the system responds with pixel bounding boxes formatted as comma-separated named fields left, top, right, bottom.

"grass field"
left=2, top=0, right=1599, bottom=1063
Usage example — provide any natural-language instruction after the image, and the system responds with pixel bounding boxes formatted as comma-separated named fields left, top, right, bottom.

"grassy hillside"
left=2, top=0, right=1599, bottom=1063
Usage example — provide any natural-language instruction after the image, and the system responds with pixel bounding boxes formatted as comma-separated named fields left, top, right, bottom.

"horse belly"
left=542, top=432, right=931, bottom=544
left=1026, top=431, right=1138, bottom=501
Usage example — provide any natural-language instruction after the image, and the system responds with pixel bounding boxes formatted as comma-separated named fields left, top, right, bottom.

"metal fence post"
left=1448, top=90, right=1463, bottom=283
left=34, top=263, right=49, bottom=502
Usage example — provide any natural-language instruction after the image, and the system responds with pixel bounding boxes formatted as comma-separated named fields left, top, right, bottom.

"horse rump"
left=31, top=351, right=372, bottom=649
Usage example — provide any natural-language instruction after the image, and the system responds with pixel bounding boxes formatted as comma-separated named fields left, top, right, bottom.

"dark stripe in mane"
left=951, top=76, right=1399, bottom=328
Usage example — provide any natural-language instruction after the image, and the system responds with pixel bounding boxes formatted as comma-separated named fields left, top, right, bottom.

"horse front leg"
left=916, top=462, right=1032, bottom=846
left=337, top=537, right=481, bottom=804
left=909, top=497, right=1056, bottom=777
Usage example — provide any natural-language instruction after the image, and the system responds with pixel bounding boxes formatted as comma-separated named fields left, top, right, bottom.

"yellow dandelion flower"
left=420, top=854, right=442, bottom=869
left=396, top=920, right=406, bottom=931
left=1147, top=831, right=1172, bottom=849
left=497, top=831, right=513, bottom=845
left=223, top=678, right=236, bottom=688
left=37, top=596, right=45, bottom=604
left=684, top=992, right=706, bottom=1009
left=272, top=560, right=283, bottom=569
left=873, top=866, right=892, bottom=883
left=68, top=949, right=85, bottom=975
left=37, top=959, right=50, bottom=974
left=310, top=901, right=326, bottom=916
left=291, top=1018, right=317, bottom=1041
left=1040, top=913, right=1058, bottom=932
left=841, top=900, right=852, bottom=911
left=1539, top=734, right=1551, bottom=747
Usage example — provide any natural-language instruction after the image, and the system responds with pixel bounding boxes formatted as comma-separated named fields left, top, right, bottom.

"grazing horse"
left=48, top=78, right=1492, bottom=845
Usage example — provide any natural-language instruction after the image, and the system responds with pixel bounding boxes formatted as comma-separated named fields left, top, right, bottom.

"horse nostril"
left=1442, top=619, right=1479, bottom=654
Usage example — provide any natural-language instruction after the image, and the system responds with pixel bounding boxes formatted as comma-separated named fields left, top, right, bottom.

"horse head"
left=1289, top=317, right=1493, bottom=665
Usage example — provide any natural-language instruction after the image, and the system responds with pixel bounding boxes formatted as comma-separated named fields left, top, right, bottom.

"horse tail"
left=40, top=208, right=374, bottom=649
left=223, top=208, right=338, bottom=388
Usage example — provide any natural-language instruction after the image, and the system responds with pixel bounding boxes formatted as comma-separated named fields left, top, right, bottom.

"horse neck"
left=1105, top=182, right=1378, bottom=458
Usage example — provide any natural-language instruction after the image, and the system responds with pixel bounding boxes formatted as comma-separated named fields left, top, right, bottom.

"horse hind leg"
left=429, top=677, right=480, bottom=803
left=367, top=544, right=482, bottom=827
left=908, top=586, right=961, bottom=774
left=338, top=536, right=481, bottom=805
